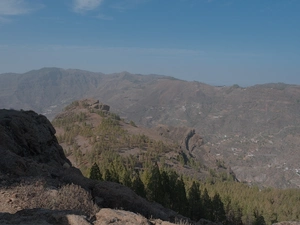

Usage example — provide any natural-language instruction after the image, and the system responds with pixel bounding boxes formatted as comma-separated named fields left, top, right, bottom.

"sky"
left=0, top=0, right=299, bottom=86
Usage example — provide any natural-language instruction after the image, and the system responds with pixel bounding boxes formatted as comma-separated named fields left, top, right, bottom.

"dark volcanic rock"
left=0, top=109, right=71, bottom=176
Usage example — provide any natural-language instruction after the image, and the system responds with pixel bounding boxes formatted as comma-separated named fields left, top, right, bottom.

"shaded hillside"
left=1, top=67, right=300, bottom=188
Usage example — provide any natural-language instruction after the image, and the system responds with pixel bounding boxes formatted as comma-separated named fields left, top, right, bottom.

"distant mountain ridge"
left=1, top=67, right=300, bottom=188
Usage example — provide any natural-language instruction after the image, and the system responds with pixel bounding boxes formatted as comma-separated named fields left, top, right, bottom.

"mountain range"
left=1, top=67, right=300, bottom=188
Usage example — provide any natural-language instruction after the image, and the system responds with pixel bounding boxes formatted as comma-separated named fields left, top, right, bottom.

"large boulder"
left=0, top=109, right=71, bottom=177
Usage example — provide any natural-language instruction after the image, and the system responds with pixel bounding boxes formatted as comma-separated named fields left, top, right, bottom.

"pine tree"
left=89, top=162, right=102, bottom=180
left=225, top=199, right=243, bottom=225
left=253, top=209, right=266, bottom=225
left=160, top=170, right=171, bottom=208
left=187, top=181, right=202, bottom=221
left=121, top=169, right=132, bottom=187
left=211, top=193, right=227, bottom=224
left=131, top=172, right=146, bottom=198
left=144, top=163, right=163, bottom=203
left=173, top=176, right=188, bottom=215
left=202, top=188, right=213, bottom=221
left=104, top=169, right=113, bottom=181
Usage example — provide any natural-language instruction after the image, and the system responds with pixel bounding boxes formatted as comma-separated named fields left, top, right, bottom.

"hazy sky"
left=0, top=0, right=299, bottom=86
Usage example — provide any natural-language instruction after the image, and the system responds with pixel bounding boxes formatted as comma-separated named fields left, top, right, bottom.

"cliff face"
left=0, top=109, right=71, bottom=177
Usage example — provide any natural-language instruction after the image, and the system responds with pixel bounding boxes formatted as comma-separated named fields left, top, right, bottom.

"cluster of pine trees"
left=89, top=159, right=228, bottom=224
left=88, top=152, right=300, bottom=225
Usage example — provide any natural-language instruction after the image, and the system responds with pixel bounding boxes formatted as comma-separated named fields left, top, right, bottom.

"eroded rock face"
left=86, top=99, right=110, bottom=111
left=0, top=109, right=71, bottom=176
left=185, top=129, right=203, bottom=152
left=92, top=104, right=110, bottom=111
left=155, top=125, right=203, bottom=152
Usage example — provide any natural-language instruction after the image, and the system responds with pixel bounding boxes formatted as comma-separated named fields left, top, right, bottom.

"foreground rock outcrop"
left=0, top=109, right=71, bottom=177
left=0, top=209, right=91, bottom=225
left=0, top=109, right=200, bottom=224
left=0, top=208, right=182, bottom=225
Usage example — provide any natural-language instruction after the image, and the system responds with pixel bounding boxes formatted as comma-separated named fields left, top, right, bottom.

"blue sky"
left=0, top=0, right=299, bottom=86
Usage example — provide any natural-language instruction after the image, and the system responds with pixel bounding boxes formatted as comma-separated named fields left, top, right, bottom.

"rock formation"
left=0, top=109, right=71, bottom=177
left=155, top=125, right=203, bottom=152
left=87, top=99, right=110, bottom=111
left=184, top=129, right=203, bottom=152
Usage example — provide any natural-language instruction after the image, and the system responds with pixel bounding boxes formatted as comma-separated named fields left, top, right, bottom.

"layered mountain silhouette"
left=1, top=67, right=300, bottom=188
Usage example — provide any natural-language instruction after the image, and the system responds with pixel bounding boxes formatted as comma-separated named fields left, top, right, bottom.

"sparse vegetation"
left=64, top=100, right=79, bottom=111
left=13, top=180, right=99, bottom=216
left=130, top=120, right=137, bottom=127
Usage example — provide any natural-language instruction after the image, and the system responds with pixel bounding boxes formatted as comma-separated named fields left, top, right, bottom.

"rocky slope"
left=51, top=98, right=229, bottom=182
left=1, top=68, right=300, bottom=188
left=0, top=109, right=208, bottom=225
left=0, top=208, right=190, bottom=225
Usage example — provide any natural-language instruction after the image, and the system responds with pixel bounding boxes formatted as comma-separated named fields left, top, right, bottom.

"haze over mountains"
left=1, top=67, right=300, bottom=188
